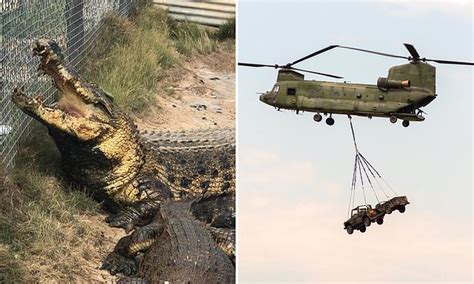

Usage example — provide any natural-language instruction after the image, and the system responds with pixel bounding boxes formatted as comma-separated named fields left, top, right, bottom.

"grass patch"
left=213, top=18, right=235, bottom=41
left=0, top=245, right=24, bottom=283
left=83, top=4, right=232, bottom=114
left=0, top=125, right=101, bottom=282
left=171, top=22, right=219, bottom=56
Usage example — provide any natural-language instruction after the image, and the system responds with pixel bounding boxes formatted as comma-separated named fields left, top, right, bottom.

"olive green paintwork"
left=259, top=62, right=437, bottom=122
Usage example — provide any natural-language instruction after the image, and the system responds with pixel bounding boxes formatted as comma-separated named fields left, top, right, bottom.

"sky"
left=237, top=1, right=473, bottom=283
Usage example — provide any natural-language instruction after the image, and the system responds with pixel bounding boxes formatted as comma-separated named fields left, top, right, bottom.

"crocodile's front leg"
left=191, top=192, right=235, bottom=228
left=106, top=200, right=161, bottom=233
left=101, top=223, right=163, bottom=276
left=210, top=227, right=236, bottom=264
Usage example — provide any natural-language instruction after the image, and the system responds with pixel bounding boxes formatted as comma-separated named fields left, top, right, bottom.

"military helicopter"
left=239, top=44, right=473, bottom=127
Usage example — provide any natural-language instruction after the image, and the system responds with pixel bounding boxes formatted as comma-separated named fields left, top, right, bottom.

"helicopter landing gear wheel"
left=313, top=113, right=322, bottom=122
left=326, top=116, right=335, bottom=126
left=390, top=116, right=397, bottom=124
left=402, top=120, right=410, bottom=127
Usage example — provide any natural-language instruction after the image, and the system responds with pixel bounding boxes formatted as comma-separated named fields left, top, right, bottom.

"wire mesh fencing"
left=1, top=0, right=137, bottom=169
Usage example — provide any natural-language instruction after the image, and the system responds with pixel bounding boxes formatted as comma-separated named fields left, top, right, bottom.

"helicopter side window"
left=287, top=88, right=296, bottom=96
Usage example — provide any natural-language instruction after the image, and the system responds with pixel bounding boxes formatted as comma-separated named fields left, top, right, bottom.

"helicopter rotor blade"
left=424, top=58, right=474, bottom=66
left=337, top=45, right=409, bottom=60
left=238, top=61, right=344, bottom=79
left=289, top=67, right=343, bottom=79
left=403, top=43, right=420, bottom=60
left=289, top=45, right=339, bottom=66
left=339, top=43, right=474, bottom=66
left=238, top=62, right=279, bottom=68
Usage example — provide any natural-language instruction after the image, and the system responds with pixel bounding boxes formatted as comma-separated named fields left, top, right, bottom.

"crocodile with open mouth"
left=11, top=38, right=235, bottom=281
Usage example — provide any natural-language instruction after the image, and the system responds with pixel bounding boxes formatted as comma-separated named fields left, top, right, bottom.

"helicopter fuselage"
left=260, top=80, right=436, bottom=121
left=259, top=63, right=437, bottom=124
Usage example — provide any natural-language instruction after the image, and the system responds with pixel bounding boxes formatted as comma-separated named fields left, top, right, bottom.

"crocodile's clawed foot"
left=106, top=213, right=136, bottom=233
left=101, top=252, right=137, bottom=276
left=106, top=201, right=161, bottom=233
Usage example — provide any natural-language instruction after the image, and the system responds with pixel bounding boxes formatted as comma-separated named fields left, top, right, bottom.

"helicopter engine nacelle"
left=377, top=77, right=410, bottom=89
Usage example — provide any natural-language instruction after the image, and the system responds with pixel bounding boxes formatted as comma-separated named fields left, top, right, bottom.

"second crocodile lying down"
left=12, top=39, right=235, bottom=280
left=108, top=193, right=235, bottom=283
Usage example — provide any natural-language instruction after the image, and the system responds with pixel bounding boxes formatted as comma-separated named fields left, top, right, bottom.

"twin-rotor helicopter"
left=239, top=44, right=473, bottom=127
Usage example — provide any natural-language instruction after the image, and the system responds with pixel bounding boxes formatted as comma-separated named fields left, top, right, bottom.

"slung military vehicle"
left=344, top=205, right=372, bottom=234
left=376, top=196, right=409, bottom=214
left=239, top=44, right=473, bottom=127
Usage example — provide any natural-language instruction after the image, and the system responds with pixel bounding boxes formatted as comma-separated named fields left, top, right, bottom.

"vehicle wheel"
left=376, top=218, right=384, bottom=225
left=326, top=117, right=335, bottom=126
left=399, top=206, right=406, bottom=213
left=346, top=225, right=354, bottom=235
left=360, top=226, right=366, bottom=233
left=402, top=120, right=410, bottom=127
left=363, top=217, right=371, bottom=227
left=389, top=116, right=397, bottom=123
left=313, top=113, right=322, bottom=122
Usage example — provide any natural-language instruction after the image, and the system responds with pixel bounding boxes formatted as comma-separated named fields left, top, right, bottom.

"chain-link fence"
left=1, top=0, right=137, bottom=169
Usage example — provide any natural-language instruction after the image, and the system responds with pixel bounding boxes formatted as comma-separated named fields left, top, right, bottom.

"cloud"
left=239, top=194, right=472, bottom=282
left=239, top=149, right=343, bottom=197
left=238, top=148, right=472, bottom=282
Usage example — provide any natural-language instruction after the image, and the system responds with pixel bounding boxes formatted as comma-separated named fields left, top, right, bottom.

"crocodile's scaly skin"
left=140, top=197, right=234, bottom=283
left=12, top=39, right=235, bottom=281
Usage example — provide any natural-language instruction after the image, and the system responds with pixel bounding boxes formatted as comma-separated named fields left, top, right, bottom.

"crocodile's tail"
left=139, top=128, right=235, bottom=149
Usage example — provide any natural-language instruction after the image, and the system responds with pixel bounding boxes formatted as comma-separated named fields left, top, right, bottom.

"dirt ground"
left=78, top=51, right=235, bottom=282
left=134, top=51, right=235, bottom=131
left=68, top=216, right=125, bottom=283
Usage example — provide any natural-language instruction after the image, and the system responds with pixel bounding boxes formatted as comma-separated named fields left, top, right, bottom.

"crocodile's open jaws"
left=15, top=39, right=110, bottom=119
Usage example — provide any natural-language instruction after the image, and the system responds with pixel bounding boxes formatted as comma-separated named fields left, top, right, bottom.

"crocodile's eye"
left=36, top=45, right=46, bottom=53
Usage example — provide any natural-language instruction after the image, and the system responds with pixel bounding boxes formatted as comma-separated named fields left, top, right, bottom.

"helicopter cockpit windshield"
left=271, top=84, right=280, bottom=93
left=259, top=84, right=279, bottom=105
